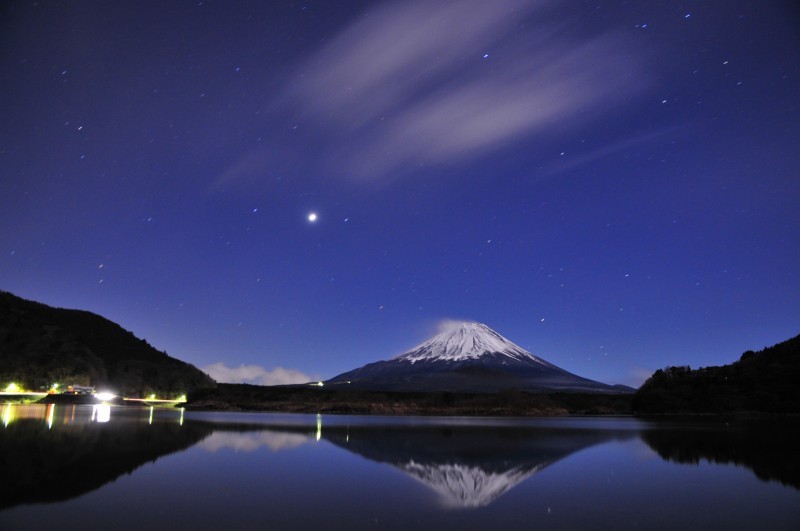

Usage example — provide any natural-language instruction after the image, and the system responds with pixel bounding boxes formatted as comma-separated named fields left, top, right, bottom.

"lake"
left=1, top=404, right=798, bottom=530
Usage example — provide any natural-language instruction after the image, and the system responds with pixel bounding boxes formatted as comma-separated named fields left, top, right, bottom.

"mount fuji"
left=326, top=321, right=631, bottom=393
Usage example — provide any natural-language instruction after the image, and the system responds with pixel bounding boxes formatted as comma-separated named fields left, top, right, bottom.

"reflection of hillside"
left=0, top=405, right=212, bottom=509
left=641, top=420, right=800, bottom=490
left=323, top=425, right=633, bottom=508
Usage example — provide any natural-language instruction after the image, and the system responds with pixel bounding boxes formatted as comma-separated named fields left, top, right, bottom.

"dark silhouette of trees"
left=633, top=334, right=800, bottom=414
left=0, top=290, right=215, bottom=397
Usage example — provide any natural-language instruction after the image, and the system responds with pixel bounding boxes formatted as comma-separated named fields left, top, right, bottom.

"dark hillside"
left=0, top=290, right=215, bottom=397
left=633, top=333, right=800, bottom=414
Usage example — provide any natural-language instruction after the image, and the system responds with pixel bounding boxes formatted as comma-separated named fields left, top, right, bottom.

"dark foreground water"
left=1, top=404, right=798, bottom=530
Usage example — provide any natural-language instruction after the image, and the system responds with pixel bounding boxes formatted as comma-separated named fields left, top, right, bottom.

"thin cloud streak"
left=540, top=127, right=682, bottom=178
left=280, top=0, right=648, bottom=181
left=202, top=362, right=318, bottom=386
left=290, top=0, right=536, bottom=127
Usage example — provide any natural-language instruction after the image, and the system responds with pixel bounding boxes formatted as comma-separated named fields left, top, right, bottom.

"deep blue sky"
left=2, top=1, right=798, bottom=387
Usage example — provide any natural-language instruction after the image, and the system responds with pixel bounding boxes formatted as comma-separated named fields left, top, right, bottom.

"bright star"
left=307, top=212, right=318, bottom=222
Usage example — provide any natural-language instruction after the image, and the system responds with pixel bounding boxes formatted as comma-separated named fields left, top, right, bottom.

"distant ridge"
left=0, top=290, right=215, bottom=397
left=328, top=321, right=630, bottom=393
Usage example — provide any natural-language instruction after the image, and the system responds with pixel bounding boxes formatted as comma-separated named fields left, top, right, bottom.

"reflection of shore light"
left=92, top=404, right=111, bottom=423
left=179, top=407, right=184, bottom=426
left=2, top=405, right=12, bottom=427
left=46, top=404, right=55, bottom=429
left=316, top=414, right=322, bottom=442
left=149, top=406, right=154, bottom=425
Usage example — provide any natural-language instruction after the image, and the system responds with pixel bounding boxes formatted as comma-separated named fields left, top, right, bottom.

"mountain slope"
left=327, top=321, right=627, bottom=393
left=0, top=290, right=215, bottom=397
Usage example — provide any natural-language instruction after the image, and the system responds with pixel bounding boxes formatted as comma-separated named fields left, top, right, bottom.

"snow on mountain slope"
left=326, top=320, right=624, bottom=392
left=396, top=321, right=551, bottom=366
left=401, top=460, right=546, bottom=508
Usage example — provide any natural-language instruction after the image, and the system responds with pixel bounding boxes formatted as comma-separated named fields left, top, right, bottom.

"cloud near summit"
left=279, top=0, right=647, bottom=182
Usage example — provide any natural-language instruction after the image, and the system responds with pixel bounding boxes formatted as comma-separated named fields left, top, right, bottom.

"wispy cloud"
left=275, top=0, right=647, bottom=182
left=202, top=362, right=318, bottom=386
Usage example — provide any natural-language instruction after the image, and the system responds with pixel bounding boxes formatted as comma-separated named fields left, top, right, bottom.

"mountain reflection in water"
left=190, top=417, right=800, bottom=507
left=2, top=405, right=799, bottom=517
left=183, top=420, right=637, bottom=507
left=320, top=424, right=635, bottom=508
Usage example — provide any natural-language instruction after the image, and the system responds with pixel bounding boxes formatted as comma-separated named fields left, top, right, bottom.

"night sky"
left=2, top=1, right=798, bottom=388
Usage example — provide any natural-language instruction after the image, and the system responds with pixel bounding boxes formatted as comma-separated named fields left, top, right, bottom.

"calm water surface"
left=1, top=404, right=798, bottom=530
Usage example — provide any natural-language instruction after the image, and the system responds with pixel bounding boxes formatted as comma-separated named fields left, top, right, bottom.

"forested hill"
left=633, top=333, right=800, bottom=414
left=0, top=290, right=215, bottom=397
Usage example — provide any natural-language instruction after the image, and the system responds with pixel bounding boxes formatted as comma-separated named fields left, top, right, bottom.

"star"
left=307, top=212, right=318, bottom=223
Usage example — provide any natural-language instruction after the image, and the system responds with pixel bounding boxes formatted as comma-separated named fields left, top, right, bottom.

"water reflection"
left=2, top=405, right=799, bottom=519
left=186, top=418, right=637, bottom=508
left=200, top=430, right=312, bottom=452
left=91, top=404, right=111, bottom=423
left=188, top=416, right=800, bottom=506
left=0, top=404, right=208, bottom=510
left=0, top=403, right=187, bottom=428
left=322, top=424, right=636, bottom=507
left=642, top=419, right=800, bottom=490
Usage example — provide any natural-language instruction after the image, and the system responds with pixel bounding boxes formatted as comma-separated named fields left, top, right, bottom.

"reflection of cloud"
left=202, top=362, right=317, bottom=386
left=402, top=461, right=546, bottom=508
left=200, top=431, right=311, bottom=452
left=277, top=0, right=646, bottom=181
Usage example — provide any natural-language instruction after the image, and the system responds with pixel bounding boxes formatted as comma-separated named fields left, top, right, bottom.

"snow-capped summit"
left=326, top=321, right=627, bottom=393
left=397, top=321, right=550, bottom=365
